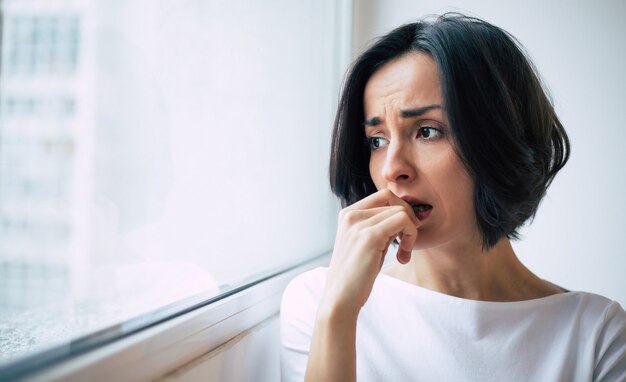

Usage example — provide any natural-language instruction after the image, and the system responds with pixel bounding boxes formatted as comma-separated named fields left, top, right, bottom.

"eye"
left=367, top=137, right=389, bottom=151
left=417, top=126, right=442, bottom=140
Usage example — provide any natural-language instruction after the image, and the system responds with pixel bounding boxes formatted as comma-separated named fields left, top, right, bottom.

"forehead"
left=363, top=52, right=442, bottom=113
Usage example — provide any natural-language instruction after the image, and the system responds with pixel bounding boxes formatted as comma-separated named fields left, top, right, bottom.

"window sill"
left=21, top=253, right=330, bottom=382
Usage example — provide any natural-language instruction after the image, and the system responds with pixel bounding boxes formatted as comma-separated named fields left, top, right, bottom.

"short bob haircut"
left=329, top=13, right=570, bottom=249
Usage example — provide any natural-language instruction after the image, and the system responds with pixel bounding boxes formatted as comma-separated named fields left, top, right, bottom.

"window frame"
left=7, top=252, right=330, bottom=382
left=0, top=0, right=352, bottom=380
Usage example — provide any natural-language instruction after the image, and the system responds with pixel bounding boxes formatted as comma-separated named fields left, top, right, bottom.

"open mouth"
left=409, top=203, right=433, bottom=214
left=400, top=196, right=433, bottom=219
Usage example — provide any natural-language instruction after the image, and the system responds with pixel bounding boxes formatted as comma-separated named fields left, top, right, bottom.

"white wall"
left=354, top=0, right=626, bottom=306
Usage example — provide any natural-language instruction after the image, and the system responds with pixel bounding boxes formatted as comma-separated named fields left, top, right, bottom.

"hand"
left=321, top=189, right=421, bottom=317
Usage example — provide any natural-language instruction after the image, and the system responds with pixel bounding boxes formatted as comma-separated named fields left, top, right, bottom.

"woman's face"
left=364, top=52, right=479, bottom=250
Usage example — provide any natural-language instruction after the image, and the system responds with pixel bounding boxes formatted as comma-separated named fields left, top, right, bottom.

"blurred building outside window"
left=0, top=0, right=342, bottom=369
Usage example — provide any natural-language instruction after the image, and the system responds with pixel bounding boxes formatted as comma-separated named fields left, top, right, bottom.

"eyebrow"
left=363, top=104, right=442, bottom=126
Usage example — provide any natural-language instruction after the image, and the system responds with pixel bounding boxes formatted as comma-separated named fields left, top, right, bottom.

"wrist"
left=316, top=299, right=360, bottom=327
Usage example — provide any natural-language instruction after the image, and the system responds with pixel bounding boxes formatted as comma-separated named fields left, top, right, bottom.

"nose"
left=381, top=140, right=416, bottom=184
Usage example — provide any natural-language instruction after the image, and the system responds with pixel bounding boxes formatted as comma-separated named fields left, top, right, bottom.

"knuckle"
left=344, top=210, right=357, bottom=224
left=338, top=208, right=350, bottom=223
left=340, top=209, right=359, bottom=226
left=338, top=207, right=348, bottom=220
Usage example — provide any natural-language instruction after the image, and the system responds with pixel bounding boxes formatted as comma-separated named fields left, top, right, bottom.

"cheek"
left=369, top=156, right=384, bottom=189
left=437, top=155, right=475, bottom=218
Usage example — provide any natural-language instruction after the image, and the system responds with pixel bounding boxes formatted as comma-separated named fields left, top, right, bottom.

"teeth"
left=412, top=204, right=432, bottom=212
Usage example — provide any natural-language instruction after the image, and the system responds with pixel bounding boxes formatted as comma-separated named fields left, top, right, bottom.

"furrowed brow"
left=400, top=104, right=441, bottom=118
left=363, top=104, right=441, bottom=127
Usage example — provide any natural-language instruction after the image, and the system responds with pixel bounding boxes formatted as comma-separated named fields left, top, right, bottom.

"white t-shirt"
left=280, top=267, right=626, bottom=381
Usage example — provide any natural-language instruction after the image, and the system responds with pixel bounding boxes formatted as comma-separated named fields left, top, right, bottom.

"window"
left=0, top=0, right=349, bottom=377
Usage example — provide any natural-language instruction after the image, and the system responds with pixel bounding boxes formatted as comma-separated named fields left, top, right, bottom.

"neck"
left=386, top=237, right=563, bottom=302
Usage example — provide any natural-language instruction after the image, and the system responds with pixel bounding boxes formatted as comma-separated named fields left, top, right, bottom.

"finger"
left=360, top=208, right=418, bottom=265
left=359, top=205, right=417, bottom=230
left=396, top=231, right=416, bottom=264
left=345, top=190, right=420, bottom=227
left=344, top=189, right=408, bottom=212
left=367, top=210, right=418, bottom=254
left=339, top=206, right=402, bottom=227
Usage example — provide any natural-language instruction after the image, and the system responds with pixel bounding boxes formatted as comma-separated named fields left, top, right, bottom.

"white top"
left=280, top=267, right=626, bottom=381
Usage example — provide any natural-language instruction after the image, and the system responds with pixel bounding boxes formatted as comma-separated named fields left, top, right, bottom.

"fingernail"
left=397, top=251, right=411, bottom=264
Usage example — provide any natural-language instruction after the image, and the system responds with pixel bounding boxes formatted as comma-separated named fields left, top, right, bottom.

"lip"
left=414, top=208, right=432, bottom=221
left=399, top=195, right=433, bottom=221
left=399, top=195, right=429, bottom=206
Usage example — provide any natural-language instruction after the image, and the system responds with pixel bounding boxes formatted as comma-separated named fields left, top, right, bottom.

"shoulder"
left=558, top=292, right=626, bottom=380
left=280, top=266, right=328, bottom=336
left=281, top=267, right=327, bottom=313
left=549, top=291, right=626, bottom=335
left=562, top=291, right=626, bottom=324
left=581, top=293, right=626, bottom=380
left=279, top=267, right=328, bottom=382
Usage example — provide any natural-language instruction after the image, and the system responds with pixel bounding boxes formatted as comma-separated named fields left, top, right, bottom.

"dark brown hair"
left=329, top=14, right=570, bottom=248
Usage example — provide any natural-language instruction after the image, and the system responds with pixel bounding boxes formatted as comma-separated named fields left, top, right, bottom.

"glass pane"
left=0, top=0, right=343, bottom=371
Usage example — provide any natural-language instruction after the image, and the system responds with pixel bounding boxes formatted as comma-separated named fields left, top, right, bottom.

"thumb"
left=396, top=232, right=415, bottom=264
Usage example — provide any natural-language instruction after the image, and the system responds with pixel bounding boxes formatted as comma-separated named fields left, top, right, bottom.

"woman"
left=280, top=14, right=626, bottom=381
